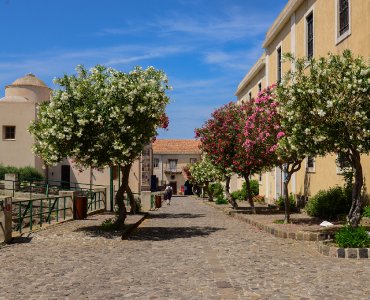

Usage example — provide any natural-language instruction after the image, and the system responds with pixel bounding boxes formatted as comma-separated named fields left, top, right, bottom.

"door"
left=61, top=165, right=71, bottom=189
left=170, top=181, right=177, bottom=195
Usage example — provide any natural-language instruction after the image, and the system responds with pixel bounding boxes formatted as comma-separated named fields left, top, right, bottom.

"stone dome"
left=10, top=73, right=48, bottom=88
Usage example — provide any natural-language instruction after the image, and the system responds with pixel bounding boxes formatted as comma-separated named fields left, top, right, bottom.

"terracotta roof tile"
left=152, top=139, right=201, bottom=154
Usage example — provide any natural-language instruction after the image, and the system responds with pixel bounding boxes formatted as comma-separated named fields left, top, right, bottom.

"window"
left=258, top=173, right=262, bottom=183
left=3, top=126, right=16, bottom=140
left=339, top=0, right=349, bottom=36
left=153, top=158, right=159, bottom=168
left=168, top=159, right=177, bottom=172
left=249, top=92, right=252, bottom=100
left=258, top=82, right=262, bottom=92
left=306, top=156, right=315, bottom=173
left=306, top=12, right=314, bottom=59
left=336, top=0, right=351, bottom=44
left=190, top=158, right=197, bottom=164
left=277, top=47, right=282, bottom=83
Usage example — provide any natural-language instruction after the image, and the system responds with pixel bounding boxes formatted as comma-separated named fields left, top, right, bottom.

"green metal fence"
left=13, top=195, right=73, bottom=234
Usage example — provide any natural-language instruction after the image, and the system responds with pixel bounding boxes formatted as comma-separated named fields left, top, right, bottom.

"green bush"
left=0, top=164, right=43, bottom=181
left=215, top=195, right=228, bottom=205
left=231, top=180, right=259, bottom=201
left=305, top=186, right=351, bottom=220
left=101, top=218, right=116, bottom=231
left=276, top=194, right=295, bottom=211
left=18, top=166, right=44, bottom=182
left=362, top=206, right=370, bottom=218
left=208, top=182, right=224, bottom=199
left=335, top=226, right=370, bottom=248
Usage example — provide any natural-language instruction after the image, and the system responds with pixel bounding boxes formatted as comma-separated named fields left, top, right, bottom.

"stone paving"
left=1, top=197, right=370, bottom=299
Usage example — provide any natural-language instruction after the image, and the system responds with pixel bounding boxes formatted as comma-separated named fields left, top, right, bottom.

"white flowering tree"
left=30, top=65, right=170, bottom=228
left=189, top=157, right=223, bottom=201
left=277, top=50, right=369, bottom=226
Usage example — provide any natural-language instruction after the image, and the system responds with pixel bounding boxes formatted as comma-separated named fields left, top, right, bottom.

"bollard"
left=0, top=197, right=12, bottom=243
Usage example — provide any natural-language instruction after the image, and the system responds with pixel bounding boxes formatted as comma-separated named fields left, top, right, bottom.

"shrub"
left=208, top=182, right=224, bottom=199
left=305, top=186, right=351, bottom=220
left=335, top=226, right=370, bottom=248
left=18, top=166, right=44, bottom=182
left=101, top=218, right=116, bottom=231
left=215, top=195, right=228, bottom=205
left=362, top=206, right=370, bottom=218
left=231, top=180, right=259, bottom=201
left=0, top=164, right=43, bottom=181
left=276, top=194, right=295, bottom=211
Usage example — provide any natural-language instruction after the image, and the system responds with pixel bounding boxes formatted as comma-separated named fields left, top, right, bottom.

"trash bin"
left=74, top=196, right=88, bottom=220
left=155, top=195, right=162, bottom=208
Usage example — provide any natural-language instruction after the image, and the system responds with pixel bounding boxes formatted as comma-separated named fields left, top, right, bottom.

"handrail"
left=13, top=195, right=73, bottom=234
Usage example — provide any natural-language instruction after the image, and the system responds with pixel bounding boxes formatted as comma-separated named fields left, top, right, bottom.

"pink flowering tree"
left=196, top=101, right=259, bottom=210
left=277, top=50, right=370, bottom=227
left=244, top=86, right=304, bottom=223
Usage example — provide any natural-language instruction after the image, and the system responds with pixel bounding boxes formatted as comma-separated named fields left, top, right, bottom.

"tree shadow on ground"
left=127, top=226, right=224, bottom=241
left=11, top=234, right=33, bottom=244
left=149, top=213, right=206, bottom=219
left=73, top=225, right=125, bottom=239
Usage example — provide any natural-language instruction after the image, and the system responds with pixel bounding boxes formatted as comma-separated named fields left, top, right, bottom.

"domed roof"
left=10, top=73, right=48, bottom=88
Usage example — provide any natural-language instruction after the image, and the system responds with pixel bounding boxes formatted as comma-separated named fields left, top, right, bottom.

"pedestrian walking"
left=164, top=185, right=173, bottom=205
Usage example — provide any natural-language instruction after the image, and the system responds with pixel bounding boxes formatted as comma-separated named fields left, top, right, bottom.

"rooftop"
left=152, top=139, right=201, bottom=155
left=9, top=73, right=48, bottom=88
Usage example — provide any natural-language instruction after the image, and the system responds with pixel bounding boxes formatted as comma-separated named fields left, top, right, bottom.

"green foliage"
left=208, top=182, right=223, bottom=199
left=362, top=206, right=370, bottom=218
left=0, top=164, right=43, bottom=181
left=101, top=218, right=116, bottom=231
left=215, top=195, right=228, bottom=205
left=189, top=157, right=223, bottom=186
left=305, top=186, right=351, bottom=220
left=18, top=166, right=44, bottom=182
left=276, top=194, right=295, bottom=210
left=29, top=65, right=170, bottom=168
left=231, top=180, right=259, bottom=201
left=335, top=226, right=370, bottom=248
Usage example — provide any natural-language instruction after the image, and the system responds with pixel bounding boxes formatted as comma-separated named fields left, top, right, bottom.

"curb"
left=121, top=213, right=149, bottom=240
left=317, top=241, right=370, bottom=259
left=203, top=200, right=334, bottom=242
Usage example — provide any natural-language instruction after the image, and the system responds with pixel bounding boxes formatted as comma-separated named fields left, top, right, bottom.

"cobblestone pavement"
left=1, top=197, right=370, bottom=299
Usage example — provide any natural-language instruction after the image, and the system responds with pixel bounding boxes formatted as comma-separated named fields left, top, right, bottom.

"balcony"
left=164, top=167, right=182, bottom=174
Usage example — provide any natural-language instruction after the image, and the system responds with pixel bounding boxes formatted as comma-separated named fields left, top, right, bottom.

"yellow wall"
left=237, top=0, right=369, bottom=202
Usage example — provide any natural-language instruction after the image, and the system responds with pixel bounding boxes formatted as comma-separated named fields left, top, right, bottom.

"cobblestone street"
left=1, top=196, right=370, bottom=299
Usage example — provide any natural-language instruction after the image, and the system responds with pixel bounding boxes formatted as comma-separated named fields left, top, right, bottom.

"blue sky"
left=0, top=0, right=287, bottom=139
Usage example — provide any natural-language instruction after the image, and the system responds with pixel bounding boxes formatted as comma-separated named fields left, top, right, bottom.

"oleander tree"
left=189, top=157, right=223, bottom=201
left=277, top=50, right=370, bottom=227
left=196, top=101, right=260, bottom=210
left=30, top=65, right=170, bottom=228
left=244, top=86, right=306, bottom=223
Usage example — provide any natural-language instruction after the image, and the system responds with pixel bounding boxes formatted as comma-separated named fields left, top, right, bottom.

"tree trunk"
left=282, top=160, right=302, bottom=224
left=225, top=176, right=238, bottom=209
left=127, top=185, right=137, bottom=214
left=113, top=164, right=131, bottom=229
left=347, top=150, right=364, bottom=227
left=204, top=182, right=213, bottom=201
left=283, top=174, right=291, bottom=224
left=244, top=174, right=255, bottom=213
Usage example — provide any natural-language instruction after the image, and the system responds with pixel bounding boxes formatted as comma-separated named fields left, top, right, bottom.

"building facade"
left=236, top=0, right=369, bottom=202
left=152, top=139, right=201, bottom=195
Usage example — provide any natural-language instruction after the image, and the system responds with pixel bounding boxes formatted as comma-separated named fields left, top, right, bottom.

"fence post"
left=0, top=197, right=12, bottom=243
left=140, top=191, right=152, bottom=212
left=5, top=173, right=18, bottom=197
left=58, top=191, right=75, bottom=219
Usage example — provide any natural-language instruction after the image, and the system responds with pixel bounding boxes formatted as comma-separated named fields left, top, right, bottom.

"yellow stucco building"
left=236, top=0, right=369, bottom=203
